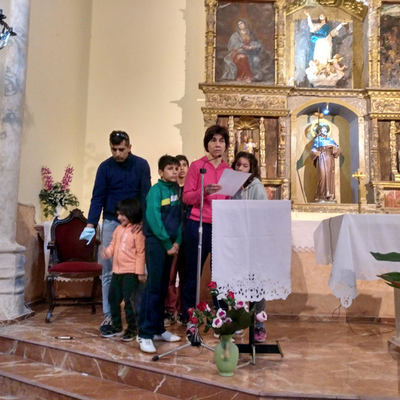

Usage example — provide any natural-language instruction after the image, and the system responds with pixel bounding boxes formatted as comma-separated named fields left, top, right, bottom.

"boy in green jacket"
left=137, top=155, right=182, bottom=353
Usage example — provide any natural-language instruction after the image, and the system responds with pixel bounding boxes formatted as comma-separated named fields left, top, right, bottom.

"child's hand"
left=100, top=245, right=108, bottom=259
left=167, top=246, right=178, bottom=256
left=138, top=274, right=147, bottom=282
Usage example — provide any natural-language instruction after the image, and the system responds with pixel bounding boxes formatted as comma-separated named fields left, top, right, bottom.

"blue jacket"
left=87, top=153, right=151, bottom=226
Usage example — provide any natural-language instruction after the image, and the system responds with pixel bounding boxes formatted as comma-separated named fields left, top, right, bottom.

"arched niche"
left=290, top=99, right=363, bottom=206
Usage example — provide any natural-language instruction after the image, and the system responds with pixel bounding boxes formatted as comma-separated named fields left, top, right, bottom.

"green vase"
left=214, top=334, right=239, bottom=377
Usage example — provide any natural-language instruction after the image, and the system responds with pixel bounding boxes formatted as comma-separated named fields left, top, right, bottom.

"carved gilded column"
left=370, top=118, right=380, bottom=182
left=358, top=117, right=367, bottom=205
left=277, top=117, right=286, bottom=179
left=228, top=115, right=235, bottom=165
left=275, top=0, right=286, bottom=85
left=389, top=121, right=400, bottom=181
left=290, top=115, right=298, bottom=203
left=204, top=0, right=218, bottom=83
left=259, top=117, right=266, bottom=179
left=368, top=0, right=381, bottom=87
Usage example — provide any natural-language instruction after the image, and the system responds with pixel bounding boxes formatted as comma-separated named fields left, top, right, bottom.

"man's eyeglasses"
left=110, top=131, right=129, bottom=141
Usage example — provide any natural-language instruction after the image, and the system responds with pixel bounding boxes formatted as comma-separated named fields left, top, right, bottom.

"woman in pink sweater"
left=181, top=125, right=231, bottom=328
left=100, top=198, right=146, bottom=342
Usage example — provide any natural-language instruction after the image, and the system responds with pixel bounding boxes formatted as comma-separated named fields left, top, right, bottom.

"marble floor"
left=0, top=304, right=400, bottom=399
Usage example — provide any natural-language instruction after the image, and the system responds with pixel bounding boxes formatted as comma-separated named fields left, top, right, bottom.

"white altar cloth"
left=212, top=200, right=292, bottom=302
left=314, top=214, right=400, bottom=307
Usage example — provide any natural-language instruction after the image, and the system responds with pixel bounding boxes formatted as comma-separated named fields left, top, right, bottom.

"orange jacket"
left=104, top=224, right=145, bottom=275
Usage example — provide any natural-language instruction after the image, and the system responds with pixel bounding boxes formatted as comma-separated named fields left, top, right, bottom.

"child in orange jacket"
left=100, top=198, right=146, bottom=341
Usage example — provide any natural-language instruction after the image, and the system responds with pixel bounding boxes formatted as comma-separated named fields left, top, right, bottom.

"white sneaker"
left=153, top=331, right=181, bottom=342
left=137, top=336, right=156, bottom=353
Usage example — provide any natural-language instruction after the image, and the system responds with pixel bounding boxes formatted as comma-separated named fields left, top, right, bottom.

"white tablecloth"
left=314, top=214, right=400, bottom=307
left=212, top=200, right=292, bottom=302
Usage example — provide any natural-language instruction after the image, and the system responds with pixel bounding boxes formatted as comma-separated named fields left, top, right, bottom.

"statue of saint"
left=310, top=124, right=340, bottom=203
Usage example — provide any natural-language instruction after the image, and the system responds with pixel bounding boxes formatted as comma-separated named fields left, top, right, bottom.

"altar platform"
left=0, top=304, right=399, bottom=400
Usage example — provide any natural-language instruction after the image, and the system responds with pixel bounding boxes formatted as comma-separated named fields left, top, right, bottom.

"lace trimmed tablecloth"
left=211, top=200, right=291, bottom=302
left=314, top=214, right=400, bottom=307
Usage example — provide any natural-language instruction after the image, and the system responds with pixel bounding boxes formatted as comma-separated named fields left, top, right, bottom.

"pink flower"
left=216, top=308, right=226, bottom=319
left=41, top=166, right=54, bottom=191
left=256, top=311, right=268, bottom=322
left=189, top=316, right=198, bottom=324
left=212, top=317, right=223, bottom=329
left=61, top=164, right=74, bottom=190
left=224, top=317, right=232, bottom=324
left=187, top=307, right=195, bottom=317
left=235, top=300, right=245, bottom=309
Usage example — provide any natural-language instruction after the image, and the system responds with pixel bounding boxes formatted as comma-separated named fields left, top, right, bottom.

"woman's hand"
left=138, top=274, right=147, bottom=283
left=205, top=184, right=222, bottom=195
left=131, top=222, right=143, bottom=234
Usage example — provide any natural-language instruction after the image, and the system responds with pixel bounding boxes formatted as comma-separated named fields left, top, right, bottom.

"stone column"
left=0, top=0, right=31, bottom=321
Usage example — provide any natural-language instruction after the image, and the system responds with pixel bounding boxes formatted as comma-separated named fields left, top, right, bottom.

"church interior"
left=2, top=0, right=400, bottom=398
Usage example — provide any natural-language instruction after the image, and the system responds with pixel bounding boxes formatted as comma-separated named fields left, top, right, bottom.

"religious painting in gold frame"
left=215, top=1, right=275, bottom=84
left=293, top=7, right=353, bottom=88
left=380, top=4, right=400, bottom=88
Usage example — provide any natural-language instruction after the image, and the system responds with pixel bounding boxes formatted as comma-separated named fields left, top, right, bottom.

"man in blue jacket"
left=80, top=131, right=151, bottom=330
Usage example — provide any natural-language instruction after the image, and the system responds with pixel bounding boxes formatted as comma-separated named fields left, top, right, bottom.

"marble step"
left=0, top=353, right=176, bottom=400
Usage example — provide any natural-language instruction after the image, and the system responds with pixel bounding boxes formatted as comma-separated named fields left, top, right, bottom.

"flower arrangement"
left=188, top=281, right=267, bottom=336
left=39, top=165, right=79, bottom=217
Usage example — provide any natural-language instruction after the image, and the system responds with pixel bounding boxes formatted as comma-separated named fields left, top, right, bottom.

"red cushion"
left=49, top=261, right=102, bottom=273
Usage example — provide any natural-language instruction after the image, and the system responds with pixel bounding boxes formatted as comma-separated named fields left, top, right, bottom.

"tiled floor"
left=1, top=304, right=400, bottom=399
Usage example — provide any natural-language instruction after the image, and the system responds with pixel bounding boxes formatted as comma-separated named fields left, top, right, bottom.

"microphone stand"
left=152, top=157, right=218, bottom=361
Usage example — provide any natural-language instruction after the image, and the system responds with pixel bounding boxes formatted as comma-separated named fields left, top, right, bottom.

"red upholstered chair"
left=45, top=208, right=102, bottom=323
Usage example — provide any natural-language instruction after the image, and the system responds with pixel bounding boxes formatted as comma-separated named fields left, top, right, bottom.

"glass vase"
left=214, top=334, right=239, bottom=377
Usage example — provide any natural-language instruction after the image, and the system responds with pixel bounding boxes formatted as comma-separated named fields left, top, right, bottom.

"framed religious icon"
left=380, top=4, right=400, bottom=88
left=215, top=1, right=275, bottom=84
left=293, top=8, right=353, bottom=88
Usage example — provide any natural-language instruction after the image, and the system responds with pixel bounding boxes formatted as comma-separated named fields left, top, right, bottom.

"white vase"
left=55, top=204, right=62, bottom=217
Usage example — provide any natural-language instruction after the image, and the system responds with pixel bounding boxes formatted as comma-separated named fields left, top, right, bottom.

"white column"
left=0, top=0, right=31, bottom=321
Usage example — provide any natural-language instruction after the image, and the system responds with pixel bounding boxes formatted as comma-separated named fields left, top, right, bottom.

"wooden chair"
left=45, top=208, right=102, bottom=323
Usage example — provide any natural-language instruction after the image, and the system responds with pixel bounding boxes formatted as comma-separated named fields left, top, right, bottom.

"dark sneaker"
left=177, top=314, right=188, bottom=326
left=101, top=325, right=123, bottom=338
left=121, top=330, right=136, bottom=342
left=163, top=312, right=176, bottom=327
left=254, top=326, right=266, bottom=343
left=99, top=315, right=112, bottom=331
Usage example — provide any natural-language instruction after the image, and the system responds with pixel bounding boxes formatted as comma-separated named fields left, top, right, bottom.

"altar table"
left=314, top=214, right=400, bottom=307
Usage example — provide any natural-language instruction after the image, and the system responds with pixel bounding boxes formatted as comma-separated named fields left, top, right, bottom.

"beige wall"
left=18, top=0, right=206, bottom=222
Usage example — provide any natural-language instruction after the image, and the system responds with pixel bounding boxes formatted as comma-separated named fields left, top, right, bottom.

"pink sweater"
left=104, top=224, right=145, bottom=275
left=183, top=156, right=231, bottom=224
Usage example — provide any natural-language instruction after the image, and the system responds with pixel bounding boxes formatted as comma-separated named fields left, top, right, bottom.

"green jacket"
left=145, top=179, right=182, bottom=251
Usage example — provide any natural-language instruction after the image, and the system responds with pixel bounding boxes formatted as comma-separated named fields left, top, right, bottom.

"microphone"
left=201, top=155, right=221, bottom=173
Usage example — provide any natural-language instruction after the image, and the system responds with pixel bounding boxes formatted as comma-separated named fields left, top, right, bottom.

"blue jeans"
left=139, top=237, right=174, bottom=338
left=99, top=219, right=119, bottom=317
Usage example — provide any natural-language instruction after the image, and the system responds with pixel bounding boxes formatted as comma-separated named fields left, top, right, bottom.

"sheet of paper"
left=216, top=169, right=251, bottom=196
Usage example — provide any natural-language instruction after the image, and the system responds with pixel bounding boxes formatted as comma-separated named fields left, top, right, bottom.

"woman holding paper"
left=180, top=125, right=231, bottom=332
left=232, top=151, right=268, bottom=343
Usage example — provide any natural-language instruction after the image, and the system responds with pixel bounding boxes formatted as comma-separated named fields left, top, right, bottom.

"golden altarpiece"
left=200, top=0, right=400, bottom=213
